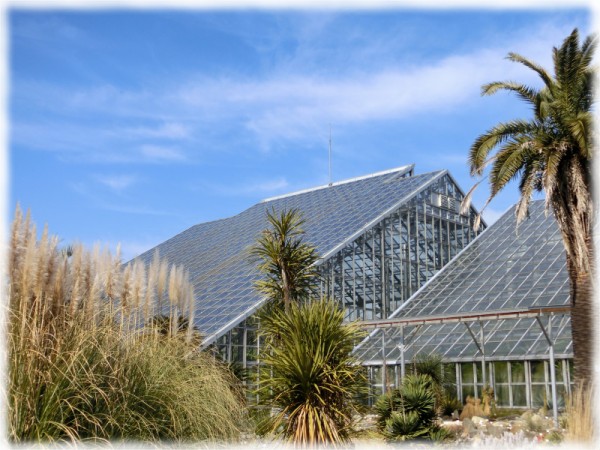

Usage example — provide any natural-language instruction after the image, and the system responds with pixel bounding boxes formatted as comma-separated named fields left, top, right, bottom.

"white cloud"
left=139, top=145, right=187, bottom=162
left=122, top=122, right=191, bottom=140
left=11, top=19, right=576, bottom=158
left=94, top=174, right=138, bottom=191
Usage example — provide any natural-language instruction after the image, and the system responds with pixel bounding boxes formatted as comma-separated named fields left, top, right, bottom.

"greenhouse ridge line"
left=355, top=305, right=571, bottom=329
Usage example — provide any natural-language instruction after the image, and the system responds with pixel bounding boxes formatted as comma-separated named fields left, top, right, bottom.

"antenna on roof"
left=328, top=124, right=332, bottom=186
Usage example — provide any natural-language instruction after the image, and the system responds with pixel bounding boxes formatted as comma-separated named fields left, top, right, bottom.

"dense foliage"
left=7, top=207, right=245, bottom=442
left=258, top=298, right=366, bottom=445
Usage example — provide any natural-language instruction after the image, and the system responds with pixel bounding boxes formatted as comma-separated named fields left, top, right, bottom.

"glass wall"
left=363, top=359, right=573, bottom=408
left=318, top=174, right=480, bottom=321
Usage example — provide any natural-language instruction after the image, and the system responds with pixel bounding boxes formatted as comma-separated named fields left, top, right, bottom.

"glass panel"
left=461, top=363, right=474, bottom=384
left=531, top=361, right=547, bottom=383
left=462, top=385, right=475, bottom=400
left=495, top=384, right=509, bottom=406
left=494, top=362, right=508, bottom=383
left=532, top=385, right=548, bottom=408
left=511, top=362, right=525, bottom=383
left=554, top=360, right=564, bottom=382
left=371, top=366, right=382, bottom=384
left=444, top=363, right=457, bottom=384
left=512, top=385, right=527, bottom=407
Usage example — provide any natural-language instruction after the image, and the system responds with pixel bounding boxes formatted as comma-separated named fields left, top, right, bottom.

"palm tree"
left=250, top=208, right=320, bottom=311
left=468, top=29, right=595, bottom=384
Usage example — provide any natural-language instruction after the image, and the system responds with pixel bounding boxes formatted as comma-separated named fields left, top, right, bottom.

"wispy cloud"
left=11, top=19, right=574, bottom=158
left=139, top=145, right=187, bottom=162
left=121, top=122, right=191, bottom=140
left=94, top=174, right=138, bottom=192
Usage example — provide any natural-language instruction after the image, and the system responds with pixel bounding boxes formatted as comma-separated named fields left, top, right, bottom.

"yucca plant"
left=374, top=388, right=403, bottom=430
left=376, top=374, right=439, bottom=442
left=250, top=208, right=320, bottom=311
left=258, top=298, right=366, bottom=446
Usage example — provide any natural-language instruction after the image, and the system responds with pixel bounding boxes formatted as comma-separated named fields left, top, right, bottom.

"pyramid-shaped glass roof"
left=354, top=200, right=571, bottom=363
left=135, top=165, right=450, bottom=343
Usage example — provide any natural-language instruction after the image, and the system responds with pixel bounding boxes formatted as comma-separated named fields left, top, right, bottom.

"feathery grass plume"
left=565, top=382, right=595, bottom=442
left=8, top=206, right=244, bottom=443
left=156, top=254, right=168, bottom=313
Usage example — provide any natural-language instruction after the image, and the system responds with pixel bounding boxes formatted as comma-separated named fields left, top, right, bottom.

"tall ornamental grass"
left=565, top=382, right=595, bottom=443
left=7, top=206, right=246, bottom=443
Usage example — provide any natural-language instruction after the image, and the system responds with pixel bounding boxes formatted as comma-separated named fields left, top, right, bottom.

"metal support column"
left=382, top=332, right=387, bottom=393
left=480, top=322, right=487, bottom=387
left=400, top=325, right=406, bottom=380
left=464, top=322, right=486, bottom=389
left=536, top=315, right=559, bottom=428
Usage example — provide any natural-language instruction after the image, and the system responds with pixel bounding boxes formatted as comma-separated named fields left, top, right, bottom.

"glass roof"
left=354, top=200, right=572, bottom=363
left=135, top=165, right=446, bottom=343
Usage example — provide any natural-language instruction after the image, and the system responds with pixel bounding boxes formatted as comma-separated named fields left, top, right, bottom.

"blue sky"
left=8, top=7, right=592, bottom=261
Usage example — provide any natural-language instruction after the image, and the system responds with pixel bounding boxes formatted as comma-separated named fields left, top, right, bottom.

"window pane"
left=444, top=363, right=457, bottom=384
left=554, top=361, right=564, bottom=382
left=462, top=385, right=475, bottom=400
left=476, top=362, right=482, bottom=383
left=495, top=384, right=509, bottom=406
left=531, top=361, right=547, bottom=383
left=371, top=366, right=382, bottom=384
left=532, top=385, right=548, bottom=408
left=461, top=363, right=474, bottom=383
left=494, top=362, right=508, bottom=383
left=511, top=362, right=525, bottom=383
left=512, top=385, right=527, bottom=406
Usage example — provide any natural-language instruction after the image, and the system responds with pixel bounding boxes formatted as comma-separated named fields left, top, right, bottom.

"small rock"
left=472, top=416, right=488, bottom=427
left=451, top=409, right=460, bottom=420
left=510, top=419, right=527, bottom=434
left=462, top=417, right=477, bottom=436
left=486, top=422, right=503, bottom=438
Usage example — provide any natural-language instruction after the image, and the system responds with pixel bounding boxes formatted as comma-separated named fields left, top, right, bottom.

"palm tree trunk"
left=567, top=250, right=595, bottom=385
left=552, top=170, right=595, bottom=386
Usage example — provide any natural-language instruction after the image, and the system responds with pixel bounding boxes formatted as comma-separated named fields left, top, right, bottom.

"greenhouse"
left=354, top=200, right=572, bottom=415
left=135, top=165, right=571, bottom=413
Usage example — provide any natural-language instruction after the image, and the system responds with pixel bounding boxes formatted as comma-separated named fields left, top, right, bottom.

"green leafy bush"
left=376, top=374, right=439, bottom=441
left=258, top=298, right=366, bottom=446
left=384, top=411, right=427, bottom=441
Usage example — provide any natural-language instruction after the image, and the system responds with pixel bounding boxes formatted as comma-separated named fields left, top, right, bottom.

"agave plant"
left=258, top=298, right=366, bottom=446
left=376, top=374, right=439, bottom=442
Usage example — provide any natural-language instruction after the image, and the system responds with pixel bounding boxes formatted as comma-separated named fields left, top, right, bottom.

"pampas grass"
left=565, top=382, right=595, bottom=442
left=7, top=205, right=246, bottom=443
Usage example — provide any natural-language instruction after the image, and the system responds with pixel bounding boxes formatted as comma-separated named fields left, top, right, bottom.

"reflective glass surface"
left=135, top=166, right=446, bottom=342
left=354, top=201, right=571, bottom=362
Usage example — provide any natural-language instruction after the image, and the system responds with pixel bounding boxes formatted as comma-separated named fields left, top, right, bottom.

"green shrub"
left=384, top=411, right=428, bottom=441
left=258, top=298, right=366, bottom=446
left=440, top=395, right=463, bottom=416
left=374, top=388, right=403, bottom=430
left=377, top=374, right=438, bottom=441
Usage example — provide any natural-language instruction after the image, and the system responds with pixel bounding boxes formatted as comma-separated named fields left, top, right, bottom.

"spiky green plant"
left=376, top=374, right=438, bottom=442
left=258, top=298, right=366, bottom=446
left=250, top=208, right=320, bottom=311
left=384, top=411, right=426, bottom=441
left=374, top=388, right=403, bottom=430
left=467, top=28, right=596, bottom=384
